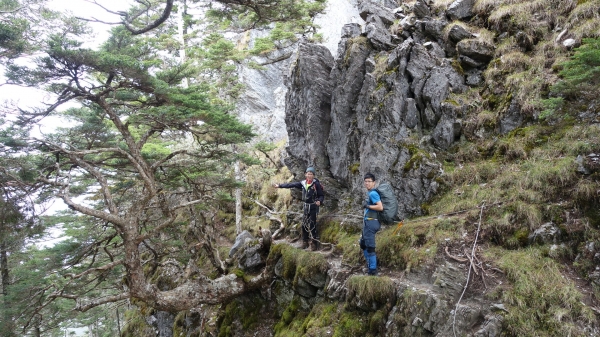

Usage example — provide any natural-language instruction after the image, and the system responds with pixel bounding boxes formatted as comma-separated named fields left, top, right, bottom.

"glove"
left=362, top=199, right=369, bottom=209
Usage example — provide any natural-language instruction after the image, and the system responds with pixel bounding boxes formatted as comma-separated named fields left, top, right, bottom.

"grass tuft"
left=486, top=247, right=595, bottom=336
left=346, top=275, right=395, bottom=307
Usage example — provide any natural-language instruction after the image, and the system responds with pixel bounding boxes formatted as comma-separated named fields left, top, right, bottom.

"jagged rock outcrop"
left=233, top=0, right=362, bottom=142
left=284, top=43, right=334, bottom=173
left=282, top=0, right=501, bottom=217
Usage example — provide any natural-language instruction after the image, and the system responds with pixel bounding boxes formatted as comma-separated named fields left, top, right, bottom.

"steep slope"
left=122, top=1, right=600, bottom=336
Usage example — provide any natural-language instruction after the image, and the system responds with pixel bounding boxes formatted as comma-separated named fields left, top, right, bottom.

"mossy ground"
left=274, top=300, right=388, bottom=337
left=267, top=243, right=329, bottom=284
left=216, top=295, right=268, bottom=337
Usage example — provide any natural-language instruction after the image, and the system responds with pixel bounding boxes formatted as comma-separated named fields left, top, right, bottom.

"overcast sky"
left=0, top=0, right=132, bottom=111
left=1, top=1, right=133, bottom=240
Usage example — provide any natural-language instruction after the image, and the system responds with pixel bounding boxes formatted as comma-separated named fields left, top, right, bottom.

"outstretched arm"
left=273, top=181, right=302, bottom=189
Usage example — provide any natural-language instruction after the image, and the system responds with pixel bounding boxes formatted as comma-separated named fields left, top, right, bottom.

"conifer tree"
left=3, top=25, right=263, bottom=319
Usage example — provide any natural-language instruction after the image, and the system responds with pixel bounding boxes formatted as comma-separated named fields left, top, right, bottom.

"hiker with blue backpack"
left=361, top=172, right=382, bottom=276
left=274, top=167, right=324, bottom=251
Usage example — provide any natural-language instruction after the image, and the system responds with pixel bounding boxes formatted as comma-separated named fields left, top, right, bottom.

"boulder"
left=457, top=39, right=495, bottom=63
left=358, top=1, right=397, bottom=26
left=529, top=222, right=561, bottom=245
left=413, top=0, right=431, bottom=19
left=446, top=0, right=476, bottom=21
left=448, top=24, right=474, bottom=43
left=229, top=230, right=254, bottom=258
left=365, top=22, right=396, bottom=50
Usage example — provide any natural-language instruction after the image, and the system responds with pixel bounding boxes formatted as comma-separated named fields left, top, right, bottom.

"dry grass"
left=432, top=121, right=598, bottom=235
left=500, top=51, right=531, bottom=72
left=495, top=36, right=519, bottom=55
left=485, top=247, right=595, bottom=336
left=567, top=0, right=600, bottom=31
left=487, top=1, right=546, bottom=29
left=572, top=19, right=600, bottom=39
left=474, top=27, right=496, bottom=45
left=474, top=0, right=587, bottom=117
left=431, top=0, right=456, bottom=12
left=372, top=52, right=391, bottom=82
left=574, top=179, right=600, bottom=202
left=474, top=0, right=525, bottom=13
left=472, top=109, right=497, bottom=130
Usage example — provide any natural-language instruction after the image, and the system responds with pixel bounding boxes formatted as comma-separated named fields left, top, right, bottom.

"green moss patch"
left=217, top=296, right=266, bottom=337
left=268, top=243, right=329, bottom=282
left=274, top=301, right=383, bottom=337
left=346, top=275, right=396, bottom=310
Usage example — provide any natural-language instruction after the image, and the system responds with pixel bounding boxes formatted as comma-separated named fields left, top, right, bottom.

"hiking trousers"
left=302, top=203, right=319, bottom=243
left=361, top=219, right=381, bottom=274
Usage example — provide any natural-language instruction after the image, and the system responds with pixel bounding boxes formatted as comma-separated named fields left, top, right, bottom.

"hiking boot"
left=367, top=269, right=378, bottom=276
left=302, top=241, right=309, bottom=249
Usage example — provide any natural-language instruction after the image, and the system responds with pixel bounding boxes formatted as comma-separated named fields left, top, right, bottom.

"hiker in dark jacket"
left=274, top=167, right=324, bottom=250
left=361, top=172, right=382, bottom=275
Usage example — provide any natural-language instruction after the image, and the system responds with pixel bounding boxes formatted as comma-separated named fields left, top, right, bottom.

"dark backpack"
left=374, top=182, right=400, bottom=225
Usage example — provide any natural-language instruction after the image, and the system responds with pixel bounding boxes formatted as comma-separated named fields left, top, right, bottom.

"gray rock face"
left=229, top=230, right=267, bottom=271
left=457, top=39, right=495, bottom=63
left=365, top=22, right=395, bottom=50
left=499, top=99, right=524, bottom=134
left=235, top=31, right=293, bottom=142
left=448, top=24, right=474, bottom=43
left=413, top=0, right=431, bottom=19
left=229, top=230, right=254, bottom=258
left=529, top=222, right=561, bottom=244
left=233, top=0, right=362, bottom=142
left=269, top=254, right=505, bottom=336
left=378, top=262, right=505, bottom=336
left=314, top=0, right=362, bottom=55
left=283, top=0, right=503, bottom=217
left=284, top=43, right=334, bottom=172
left=144, top=311, right=175, bottom=337
left=359, top=0, right=397, bottom=25
left=446, top=0, right=476, bottom=21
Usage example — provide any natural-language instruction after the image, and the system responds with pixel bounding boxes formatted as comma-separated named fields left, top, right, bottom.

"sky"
left=0, top=0, right=132, bottom=115
left=4, top=1, right=134, bottom=249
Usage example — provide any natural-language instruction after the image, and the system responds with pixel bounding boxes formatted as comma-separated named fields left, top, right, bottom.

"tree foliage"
left=0, top=0, right=320, bottom=333
left=0, top=0, right=84, bottom=60
left=542, top=38, right=600, bottom=119
left=552, top=38, right=600, bottom=99
left=1, top=23, right=266, bottom=327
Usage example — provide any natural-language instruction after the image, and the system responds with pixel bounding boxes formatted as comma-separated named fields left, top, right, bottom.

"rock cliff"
left=283, top=0, right=494, bottom=217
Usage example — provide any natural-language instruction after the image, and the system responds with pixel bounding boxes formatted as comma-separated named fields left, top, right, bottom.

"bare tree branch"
left=75, top=293, right=130, bottom=312
left=64, top=260, right=125, bottom=280
left=0, top=6, right=25, bottom=14
left=121, top=0, right=174, bottom=35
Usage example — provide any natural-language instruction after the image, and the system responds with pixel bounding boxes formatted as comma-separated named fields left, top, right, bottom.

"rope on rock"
left=452, top=202, right=485, bottom=337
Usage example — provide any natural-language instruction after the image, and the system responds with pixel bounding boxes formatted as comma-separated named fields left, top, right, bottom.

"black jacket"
left=278, top=179, right=324, bottom=204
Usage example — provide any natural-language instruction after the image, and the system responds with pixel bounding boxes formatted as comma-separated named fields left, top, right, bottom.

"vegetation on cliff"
left=2, top=0, right=600, bottom=336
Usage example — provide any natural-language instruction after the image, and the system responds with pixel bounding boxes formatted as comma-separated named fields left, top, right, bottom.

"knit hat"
left=305, top=167, right=316, bottom=174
